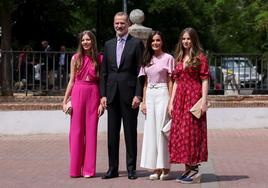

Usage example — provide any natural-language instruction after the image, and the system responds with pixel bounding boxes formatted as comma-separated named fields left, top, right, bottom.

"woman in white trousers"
left=139, top=31, right=174, bottom=180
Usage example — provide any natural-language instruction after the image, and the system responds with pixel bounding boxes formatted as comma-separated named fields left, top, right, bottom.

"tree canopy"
left=1, top=0, right=268, bottom=96
left=1, top=0, right=268, bottom=52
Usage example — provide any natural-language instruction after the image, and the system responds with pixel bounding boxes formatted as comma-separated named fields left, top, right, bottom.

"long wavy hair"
left=174, top=27, right=203, bottom=67
left=142, top=31, right=167, bottom=67
left=75, top=30, right=99, bottom=76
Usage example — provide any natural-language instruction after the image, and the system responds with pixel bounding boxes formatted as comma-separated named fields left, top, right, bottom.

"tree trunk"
left=0, top=6, right=13, bottom=96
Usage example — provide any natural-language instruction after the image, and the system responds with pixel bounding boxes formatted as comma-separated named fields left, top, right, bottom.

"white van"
left=221, top=57, right=261, bottom=88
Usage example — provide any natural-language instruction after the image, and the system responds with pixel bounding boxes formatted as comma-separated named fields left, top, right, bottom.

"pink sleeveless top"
left=72, top=53, right=102, bottom=83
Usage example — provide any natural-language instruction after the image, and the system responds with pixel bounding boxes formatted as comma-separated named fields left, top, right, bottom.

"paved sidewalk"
left=1, top=129, right=268, bottom=188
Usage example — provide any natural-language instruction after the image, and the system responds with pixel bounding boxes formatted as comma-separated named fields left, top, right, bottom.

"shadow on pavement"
left=202, top=173, right=249, bottom=183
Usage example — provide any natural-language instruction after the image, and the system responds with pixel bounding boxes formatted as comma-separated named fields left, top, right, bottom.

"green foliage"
left=10, top=0, right=80, bottom=50
left=255, top=11, right=268, bottom=31
left=1, top=0, right=268, bottom=53
left=144, top=0, right=215, bottom=52
left=211, top=0, right=268, bottom=53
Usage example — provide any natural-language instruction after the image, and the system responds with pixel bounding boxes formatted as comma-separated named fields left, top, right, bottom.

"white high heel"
left=160, top=173, right=170, bottom=180
left=149, top=173, right=160, bottom=180
left=83, top=175, right=92, bottom=178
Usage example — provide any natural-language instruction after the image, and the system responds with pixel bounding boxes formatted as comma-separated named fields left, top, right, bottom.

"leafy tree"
left=0, top=0, right=15, bottom=95
left=2, top=0, right=268, bottom=96
left=144, top=0, right=215, bottom=52
left=12, top=0, right=79, bottom=50
left=211, top=0, right=268, bottom=53
left=0, top=0, right=84, bottom=95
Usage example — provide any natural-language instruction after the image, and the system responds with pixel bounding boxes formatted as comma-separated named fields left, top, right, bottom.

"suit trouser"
left=107, top=89, right=139, bottom=172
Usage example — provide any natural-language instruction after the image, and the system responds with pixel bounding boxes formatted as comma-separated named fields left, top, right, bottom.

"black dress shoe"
left=128, top=170, right=137, bottom=180
left=102, top=170, right=119, bottom=179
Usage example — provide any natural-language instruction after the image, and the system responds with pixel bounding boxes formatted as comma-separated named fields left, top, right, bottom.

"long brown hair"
left=75, top=30, right=99, bottom=76
left=142, top=31, right=167, bottom=67
left=174, top=27, right=203, bottom=67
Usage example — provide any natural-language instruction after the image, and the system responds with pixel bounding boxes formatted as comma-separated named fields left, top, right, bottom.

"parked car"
left=221, top=57, right=261, bottom=88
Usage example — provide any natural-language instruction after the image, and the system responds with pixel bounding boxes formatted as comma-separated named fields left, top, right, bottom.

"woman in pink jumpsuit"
left=63, top=30, right=104, bottom=178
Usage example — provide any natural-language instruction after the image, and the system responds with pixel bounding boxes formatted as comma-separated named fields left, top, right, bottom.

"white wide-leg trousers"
left=140, top=83, right=170, bottom=169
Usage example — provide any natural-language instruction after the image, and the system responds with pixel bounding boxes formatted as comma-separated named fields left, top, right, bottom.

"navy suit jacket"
left=100, top=35, right=144, bottom=105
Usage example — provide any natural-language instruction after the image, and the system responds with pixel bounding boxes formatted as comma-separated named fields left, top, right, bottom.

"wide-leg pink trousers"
left=69, top=81, right=99, bottom=177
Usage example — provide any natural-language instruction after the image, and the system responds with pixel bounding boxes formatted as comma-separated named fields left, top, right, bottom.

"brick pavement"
left=0, top=129, right=268, bottom=188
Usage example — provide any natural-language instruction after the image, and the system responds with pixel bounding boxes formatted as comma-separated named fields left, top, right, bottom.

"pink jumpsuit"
left=69, top=54, right=100, bottom=177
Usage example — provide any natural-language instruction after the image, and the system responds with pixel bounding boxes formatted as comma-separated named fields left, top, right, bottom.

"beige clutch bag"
left=65, top=100, right=72, bottom=115
left=189, top=98, right=211, bottom=119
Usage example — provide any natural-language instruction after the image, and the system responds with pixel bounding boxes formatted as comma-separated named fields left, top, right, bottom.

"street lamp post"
left=123, top=0, right=127, bottom=13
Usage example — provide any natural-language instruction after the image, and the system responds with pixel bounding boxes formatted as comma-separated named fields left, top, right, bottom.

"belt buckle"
left=150, top=84, right=156, bottom=88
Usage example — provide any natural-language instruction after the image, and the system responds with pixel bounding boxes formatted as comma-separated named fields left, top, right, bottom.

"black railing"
left=0, top=50, right=74, bottom=95
left=1, top=51, right=268, bottom=96
left=208, top=53, right=268, bottom=95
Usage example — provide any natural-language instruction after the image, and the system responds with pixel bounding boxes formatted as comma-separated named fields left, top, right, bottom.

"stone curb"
left=1, top=95, right=268, bottom=110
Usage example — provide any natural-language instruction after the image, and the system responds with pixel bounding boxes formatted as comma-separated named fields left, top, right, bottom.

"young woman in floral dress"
left=168, top=27, right=209, bottom=184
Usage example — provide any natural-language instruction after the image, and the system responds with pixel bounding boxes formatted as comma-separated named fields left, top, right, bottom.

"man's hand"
left=132, top=96, right=141, bottom=109
left=98, top=104, right=104, bottom=117
left=100, top=97, right=107, bottom=109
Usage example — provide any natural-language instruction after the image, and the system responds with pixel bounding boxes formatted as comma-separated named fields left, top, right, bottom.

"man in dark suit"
left=100, top=12, right=144, bottom=180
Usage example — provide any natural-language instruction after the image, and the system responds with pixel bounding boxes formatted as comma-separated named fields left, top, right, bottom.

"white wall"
left=0, top=108, right=268, bottom=135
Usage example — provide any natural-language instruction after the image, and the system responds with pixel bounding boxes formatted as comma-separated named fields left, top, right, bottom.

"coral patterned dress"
left=169, top=53, right=209, bottom=164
